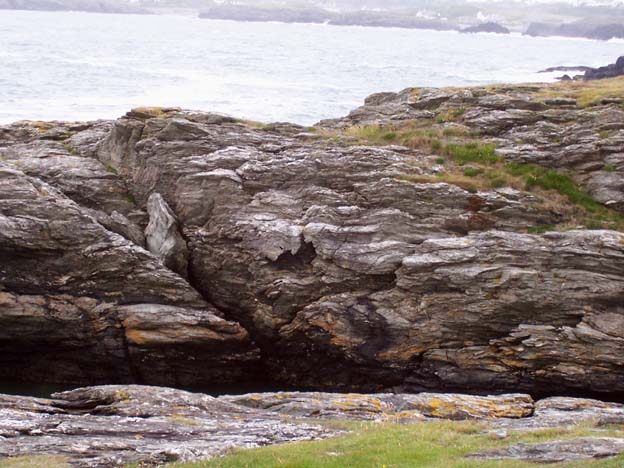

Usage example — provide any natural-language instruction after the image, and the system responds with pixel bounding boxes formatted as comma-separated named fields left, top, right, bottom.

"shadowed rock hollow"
left=1, top=82, right=623, bottom=398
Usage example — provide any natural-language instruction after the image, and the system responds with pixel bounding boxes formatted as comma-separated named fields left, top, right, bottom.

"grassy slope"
left=165, top=420, right=624, bottom=468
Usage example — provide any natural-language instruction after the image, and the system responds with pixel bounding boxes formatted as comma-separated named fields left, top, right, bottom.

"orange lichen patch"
left=386, top=410, right=425, bottom=422
left=328, top=395, right=388, bottom=415
left=113, top=390, right=131, bottom=402
left=377, top=345, right=425, bottom=361
left=406, top=394, right=534, bottom=420
left=129, top=106, right=181, bottom=119
left=29, top=121, right=54, bottom=132
left=131, top=106, right=166, bottom=117
left=124, top=326, right=223, bottom=346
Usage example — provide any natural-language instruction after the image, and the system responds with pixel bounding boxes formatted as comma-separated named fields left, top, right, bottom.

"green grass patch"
left=125, top=193, right=137, bottom=205
left=604, top=164, right=616, bottom=172
left=105, top=164, right=118, bottom=174
left=441, top=142, right=500, bottom=165
left=507, top=163, right=601, bottom=212
left=62, top=143, right=77, bottom=155
left=462, top=167, right=483, bottom=177
left=341, top=121, right=624, bottom=231
left=165, top=420, right=624, bottom=468
left=527, top=224, right=557, bottom=234
left=436, top=107, right=465, bottom=123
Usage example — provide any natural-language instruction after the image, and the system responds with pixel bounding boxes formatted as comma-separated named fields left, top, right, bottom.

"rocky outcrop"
left=145, top=192, right=189, bottom=277
left=0, top=385, right=339, bottom=467
left=319, top=83, right=624, bottom=212
left=0, top=121, right=259, bottom=387
left=469, top=438, right=624, bottom=463
left=525, top=20, right=624, bottom=40
left=1, top=385, right=623, bottom=467
left=221, top=391, right=534, bottom=420
left=585, top=56, right=624, bottom=81
left=1, top=81, right=624, bottom=399
left=198, top=5, right=456, bottom=31
left=461, top=22, right=509, bottom=34
left=199, top=4, right=330, bottom=24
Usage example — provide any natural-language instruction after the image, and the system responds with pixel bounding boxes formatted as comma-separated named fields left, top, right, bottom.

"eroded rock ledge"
left=1, top=385, right=624, bottom=467
left=0, top=82, right=623, bottom=399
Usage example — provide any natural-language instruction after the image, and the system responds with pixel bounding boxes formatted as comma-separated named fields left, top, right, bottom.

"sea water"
left=1, top=9, right=622, bottom=125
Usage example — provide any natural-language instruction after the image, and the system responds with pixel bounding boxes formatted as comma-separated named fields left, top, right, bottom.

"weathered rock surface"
left=1, top=84, right=624, bottom=398
left=469, top=437, right=624, bottom=463
left=0, top=385, right=339, bottom=468
left=145, top=192, right=189, bottom=277
left=320, top=82, right=624, bottom=212
left=1, top=386, right=622, bottom=467
left=0, top=123, right=260, bottom=386
left=221, top=391, right=533, bottom=421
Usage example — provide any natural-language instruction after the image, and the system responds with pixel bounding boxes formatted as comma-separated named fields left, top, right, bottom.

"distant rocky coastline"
left=197, top=6, right=515, bottom=35
left=461, top=22, right=510, bottom=34
left=540, top=56, right=624, bottom=81
left=0, top=0, right=148, bottom=14
left=198, top=4, right=624, bottom=41
left=2, top=0, right=623, bottom=41
left=525, top=20, right=624, bottom=41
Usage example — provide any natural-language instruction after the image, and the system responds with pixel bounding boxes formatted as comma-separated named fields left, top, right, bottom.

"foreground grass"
left=0, top=456, right=70, bottom=468
left=166, top=420, right=624, bottom=468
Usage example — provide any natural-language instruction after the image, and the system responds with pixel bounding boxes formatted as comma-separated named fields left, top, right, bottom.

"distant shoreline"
left=2, top=5, right=621, bottom=42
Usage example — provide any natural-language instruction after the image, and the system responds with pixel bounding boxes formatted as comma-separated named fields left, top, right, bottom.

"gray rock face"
left=0, top=129, right=259, bottom=386
left=319, top=83, right=624, bottom=213
left=145, top=192, right=189, bottom=277
left=221, top=391, right=534, bottom=421
left=0, top=385, right=339, bottom=468
left=1, top=90, right=624, bottom=399
left=469, top=438, right=624, bottom=463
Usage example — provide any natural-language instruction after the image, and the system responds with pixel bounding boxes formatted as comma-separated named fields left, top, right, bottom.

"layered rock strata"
left=0, top=83, right=623, bottom=398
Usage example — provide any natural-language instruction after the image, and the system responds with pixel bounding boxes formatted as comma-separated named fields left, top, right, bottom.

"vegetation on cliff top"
left=335, top=121, right=624, bottom=232
left=534, top=76, right=624, bottom=108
